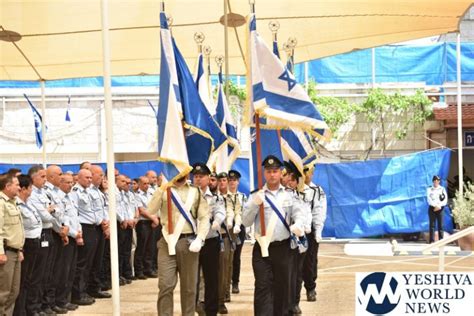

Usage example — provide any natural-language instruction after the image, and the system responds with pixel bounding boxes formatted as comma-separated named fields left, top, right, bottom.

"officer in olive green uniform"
left=0, top=174, right=25, bottom=316
left=148, top=174, right=210, bottom=316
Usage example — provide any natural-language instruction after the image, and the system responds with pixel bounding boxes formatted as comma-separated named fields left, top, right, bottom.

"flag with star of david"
left=248, top=13, right=329, bottom=138
left=157, top=11, right=192, bottom=184
left=24, top=94, right=45, bottom=149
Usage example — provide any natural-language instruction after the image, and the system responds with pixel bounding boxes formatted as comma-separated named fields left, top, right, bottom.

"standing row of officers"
left=0, top=154, right=327, bottom=316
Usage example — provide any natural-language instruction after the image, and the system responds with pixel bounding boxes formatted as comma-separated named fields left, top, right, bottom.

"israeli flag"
left=214, top=70, right=241, bottom=173
left=157, top=12, right=191, bottom=183
left=194, top=53, right=216, bottom=117
left=249, top=14, right=328, bottom=135
left=65, top=96, right=72, bottom=122
left=24, top=94, right=44, bottom=149
left=280, top=128, right=316, bottom=175
left=173, top=39, right=227, bottom=167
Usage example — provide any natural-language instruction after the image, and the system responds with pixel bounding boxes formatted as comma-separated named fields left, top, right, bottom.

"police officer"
left=44, top=165, right=70, bottom=314
left=70, top=169, right=96, bottom=305
left=427, top=175, right=447, bottom=243
left=243, top=155, right=305, bottom=316
left=122, top=177, right=138, bottom=282
left=216, top=172, right=235, bottom=313
left=87, top=165, right=111, bottom=299
left=134, top=176, right=159, bottom=279
left=146, top=170, right=162, bottom=275
left=13, top=175, right=39, bottom=316
left=55, top=173, right=82, bottom=311
left=209, top=172, right=218, bottom=194
left=115, top=175, right=131, bottom=285
left=284, top=162, right=312, bottom=315
left=192, top=163, right=226, bottom=316
left=27, top=165, right=64, bottom=315
left=148, top=173, right=210, bottom=316
left=302, top=165, right=327, bottom=302
left=0, top=173, right=24, bottom=316
left=227, top=170, right=246, bottom=295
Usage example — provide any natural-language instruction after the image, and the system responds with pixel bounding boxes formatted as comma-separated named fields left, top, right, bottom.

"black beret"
left=191, top=163, right=211, bottom=175
left=432, top=175, right=441, bottom=181
left=228, top=170, right=241, bottom=179
left=262, top=155, right=282, bottom=169
left=217, top=172, right=228, bottom=179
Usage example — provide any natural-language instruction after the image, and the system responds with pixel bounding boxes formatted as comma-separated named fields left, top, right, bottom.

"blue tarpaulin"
left=0, top=149, right=452, bottom=238
left=314, top=149, right=452, bottom=238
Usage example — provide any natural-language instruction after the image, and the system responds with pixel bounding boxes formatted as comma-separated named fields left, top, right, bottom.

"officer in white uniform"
left=427, top=175, right=447, bottom=243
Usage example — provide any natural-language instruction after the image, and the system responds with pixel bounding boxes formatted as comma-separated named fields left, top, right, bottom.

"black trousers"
left=88, top=225, right=106, bottom=293
left=151, top=225, right=162, bottom=272
left=40, top=228, right=58, bottom=309
left=294, top=250, right=307, bottom=305
left=118, top=227, right=133, bottom=279
left=303, top=231, right=320, bottom=293
left=199, top=237, right=220, bottom=316
left=252, top=239, right=292, bottom=316
left=429, top=206, right=444, bottom=243
left=72, top=224, right=99, bottom=300
left=134, top=220, right=154, bottom=276
left=231, top=225, right=246, bottom=286
left=55, top=238, right=77, bottom=307
left=13, top=238, right=41, bottom=316
left=100, top=239, right=111, bottom=286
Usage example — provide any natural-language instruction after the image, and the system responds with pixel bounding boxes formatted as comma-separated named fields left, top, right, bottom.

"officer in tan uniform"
left=148, top=174, right=210, bottom=316
left=0, top=173, right=25, bottom=316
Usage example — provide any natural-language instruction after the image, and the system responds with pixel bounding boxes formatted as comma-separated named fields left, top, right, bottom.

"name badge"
left=41, top=241, right=49, bottom=248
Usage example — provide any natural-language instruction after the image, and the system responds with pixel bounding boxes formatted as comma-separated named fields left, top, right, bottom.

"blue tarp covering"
left=0, top=149, right=452, bottom=238
left=314, top=149, right=453, bottom=238
left=3, top=43, right=474, bottom=87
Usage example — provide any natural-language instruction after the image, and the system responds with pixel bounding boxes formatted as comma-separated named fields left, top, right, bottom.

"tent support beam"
left=40, top=80, right=46, bottom=167
left=456, top=32, right=464, bottom=195
left=100, top=0, right=121, bottom=315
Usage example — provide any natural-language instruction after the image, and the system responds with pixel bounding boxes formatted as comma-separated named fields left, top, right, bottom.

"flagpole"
left=224, top=0, right=230, bottom=99
left=456, top=32, right=464, bottom=195
left=40, top=80, right=46, bottom=167
left=247, top=0, right=266, bottom=236
left=100, top=0, right=120, bottom=314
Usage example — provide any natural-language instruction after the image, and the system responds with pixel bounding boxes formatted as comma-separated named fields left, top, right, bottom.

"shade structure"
left=1, top=0, right=472, bottom=81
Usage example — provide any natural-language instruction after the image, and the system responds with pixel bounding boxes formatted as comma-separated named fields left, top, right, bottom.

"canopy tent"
left=1, top=0, right=473, bottom=80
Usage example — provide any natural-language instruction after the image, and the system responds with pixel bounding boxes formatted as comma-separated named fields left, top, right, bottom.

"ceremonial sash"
left=162, top=187, right=197, bottom=256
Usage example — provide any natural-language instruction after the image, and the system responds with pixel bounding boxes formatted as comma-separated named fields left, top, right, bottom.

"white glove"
left=226, top=220, right=233, bottom=230
left=304, top=226, right=311, bottom=234
left=233, top=225, right=241, bottom=234
left=189, top=237, right=203, bottom=253
left=253, top=190, right=265, bottom=205
left=290, top=224, right=304, bottom=237
left=315, top=231, right=322, bottom=243
left=211, top=220, right=220, bottom=231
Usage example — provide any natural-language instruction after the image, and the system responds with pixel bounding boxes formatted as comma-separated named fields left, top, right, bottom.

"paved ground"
left=69, top=240, right=474, bottom=315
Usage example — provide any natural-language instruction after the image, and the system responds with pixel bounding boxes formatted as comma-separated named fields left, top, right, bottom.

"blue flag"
left=173, top=39, right=227, bottom=166
left=23, top=94, right=44, bottom=149
left=65, top=96, right=71, bottom=122
left=157, top=12, right=191, bottom=183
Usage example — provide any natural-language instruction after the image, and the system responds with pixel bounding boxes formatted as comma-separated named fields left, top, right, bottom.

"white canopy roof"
left=1, top=0, right=472, bottom=80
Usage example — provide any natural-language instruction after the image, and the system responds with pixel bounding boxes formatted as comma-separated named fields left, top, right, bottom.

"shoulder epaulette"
left=72, top=187, right=79, bottom=192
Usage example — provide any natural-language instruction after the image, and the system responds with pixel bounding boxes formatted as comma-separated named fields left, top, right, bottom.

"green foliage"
left=452, top=183, right=474, bottom=228
left=358, top=88, right=433, bottom=140
left=306, top=81, right=356, bottom=134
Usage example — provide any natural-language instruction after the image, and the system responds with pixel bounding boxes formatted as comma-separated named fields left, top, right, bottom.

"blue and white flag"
left=173, top=38, right=227, bottom=167
left=24, top=94, right=44, bottom=149
left=194, top=53, right=216, bottom=117
left=280, top=128, right=316, bottom=175
left=65, top=96, right=71, bottom=122
left=214, top=70, right=241, bottom=173
left=157, top=12, right=191, bottom=184
left=249, top=14, right=329, bottom=137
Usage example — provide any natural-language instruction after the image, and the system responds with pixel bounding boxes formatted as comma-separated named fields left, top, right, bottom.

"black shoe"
left=218, top=304, right=228, bottom=314
left=232, top=284, right=240, bottom=294
left=58, top=303, right=78, bottom=311
left=145, top=271, right=158, bottom=278
left=136, top=274, right=147, bottom=280
left=51, top=306, right=68, bottom=314
left=195, top=301, right=206, bottom=315
left=307, top=289, right=317, bottom=302
left=71, top=297, right=94, bottom=306
left=291, top=305, right=302, bottom=315
left=125, top=278, right=132, bottom=284
left=224, top=293, right=231, bottom=303
left=88, top=291, right=112, bottom=299
left=42, top=307, right=57, bottom=315
left=101, top=283, right=111, bottom=291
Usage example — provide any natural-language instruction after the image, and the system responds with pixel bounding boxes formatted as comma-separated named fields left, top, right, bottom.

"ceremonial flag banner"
left=214, top=70, right=241, bottom=173
left=65, top=96, right=72, bottom=122
left=24, top=94, right=44, bottom=149
left=194, top=53, right=216, bottom=117
left=157, top=12, right=191, bottom=184
left=248, top=13, right=329, bottom=136
left=173, top=38, right=227, bottom=167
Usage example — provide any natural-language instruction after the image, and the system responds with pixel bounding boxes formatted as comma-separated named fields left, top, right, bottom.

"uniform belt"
left=179, top=233, right=195, bottom=240
left=4, top=245, right=21, bottom=253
